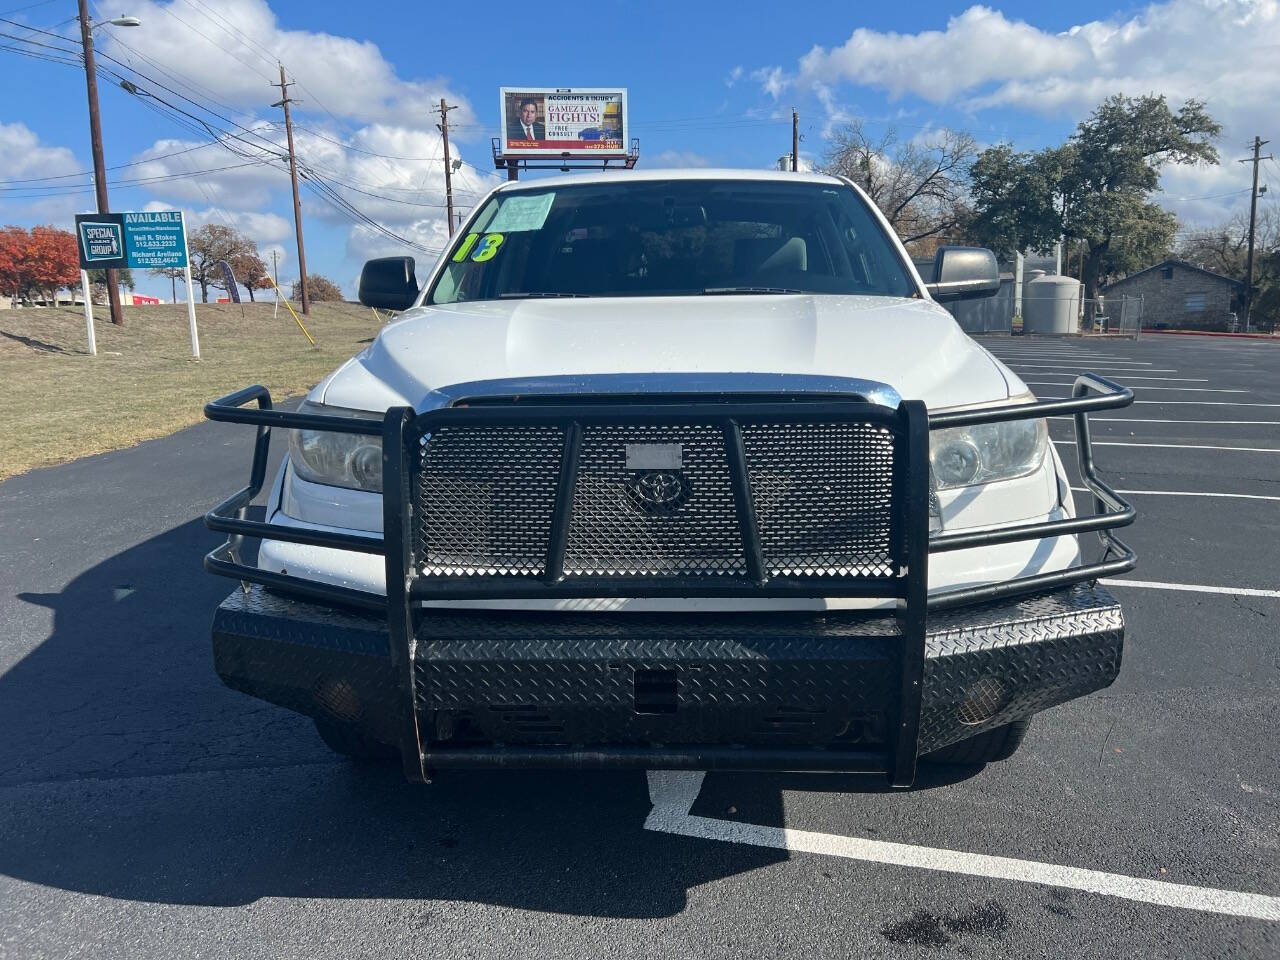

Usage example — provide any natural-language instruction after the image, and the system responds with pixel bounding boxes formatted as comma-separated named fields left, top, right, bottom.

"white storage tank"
left=1024, top=275, right=1080, bottom=335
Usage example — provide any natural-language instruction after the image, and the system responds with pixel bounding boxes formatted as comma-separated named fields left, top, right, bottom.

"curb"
left=1140, top=329, right=1279, bottom=341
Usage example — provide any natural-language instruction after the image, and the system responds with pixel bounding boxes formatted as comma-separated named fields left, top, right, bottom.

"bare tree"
left=1178, top=209, right=1278, bottom=278
left=821, top=121, right=976, bottom=249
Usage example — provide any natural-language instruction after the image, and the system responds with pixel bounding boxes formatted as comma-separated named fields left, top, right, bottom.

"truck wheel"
left=313, top=719, right=397, bottom=763
left=921, top=719, right=1031, bottom=765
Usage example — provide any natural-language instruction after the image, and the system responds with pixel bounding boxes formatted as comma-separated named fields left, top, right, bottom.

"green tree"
left=967, top=145, right=1067, bottom=254
left=970, top=95, right=1220, bottom=320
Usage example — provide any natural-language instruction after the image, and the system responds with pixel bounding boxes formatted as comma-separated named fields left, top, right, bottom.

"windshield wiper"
left=497, top=292, right=590, bottom=299
left=702, top=286, right=804, bottom=295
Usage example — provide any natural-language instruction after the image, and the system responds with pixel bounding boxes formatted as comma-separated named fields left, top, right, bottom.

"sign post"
left=180, top=219, right=199, bottom=359
left=80, top=269, right=97, bottom=356
left=73, top=213, right=124, bottom=357
left=78, top=210, right=197, bottom=358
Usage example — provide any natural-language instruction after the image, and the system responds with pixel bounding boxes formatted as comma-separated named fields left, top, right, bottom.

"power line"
left=0, top=138, right=251, bottom=183
left=0, top=41, right=77, bottom=65
left=0, top=158, right=274, bottom=196
left=0, top=0, right=60, bottom=15
left=148, top=0, right=274, bottom=82
left=0, top=15, right=455, bottom=261
left=179, top=0, right=279, bottom=72
left=0, top=13, right=75, bottom=40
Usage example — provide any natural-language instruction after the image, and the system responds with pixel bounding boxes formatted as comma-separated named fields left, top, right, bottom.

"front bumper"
left=205, top=379, right=1136, bottom=785
left=213, top=581, right=1123, bottom=774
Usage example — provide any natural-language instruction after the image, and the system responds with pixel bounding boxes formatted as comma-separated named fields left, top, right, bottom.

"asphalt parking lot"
left=1, top=333, right=1276, bottom=959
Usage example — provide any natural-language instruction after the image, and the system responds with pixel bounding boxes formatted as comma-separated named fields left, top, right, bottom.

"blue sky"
left=2, top=0, right=1275, bottom=300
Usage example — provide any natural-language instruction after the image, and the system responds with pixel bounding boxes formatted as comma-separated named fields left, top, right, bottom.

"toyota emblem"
left=624, top=470, right=690, bottom=515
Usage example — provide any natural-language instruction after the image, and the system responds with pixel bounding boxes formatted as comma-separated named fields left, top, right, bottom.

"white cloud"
left=85, top=0, right=504, bottom=276
left=96, top=0, right=476, bottom=128
left=0, top=122, right=85, bottom=221
left=790, top=6, right=1085, bottom=104
left=760, top=0, right=1279, bottom=225
left=0, top=121, right=80, bottom=181
left=766, top=1, right=1279, bottom=116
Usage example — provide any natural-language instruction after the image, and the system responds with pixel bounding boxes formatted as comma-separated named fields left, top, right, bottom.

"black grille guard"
left=203, top=377, right=1134, bottom=785
left=204, top=374, right=1135, bottom=614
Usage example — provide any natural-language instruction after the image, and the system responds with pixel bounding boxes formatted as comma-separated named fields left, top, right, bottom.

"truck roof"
left=494, top=167, right=845, bottom=192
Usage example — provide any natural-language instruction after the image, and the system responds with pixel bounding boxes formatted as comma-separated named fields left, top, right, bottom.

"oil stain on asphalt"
left=881, top=901, right=1009, bottom=949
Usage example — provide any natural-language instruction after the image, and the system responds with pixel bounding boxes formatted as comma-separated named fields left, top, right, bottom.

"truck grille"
left=416, top=418, right=898, bottom=582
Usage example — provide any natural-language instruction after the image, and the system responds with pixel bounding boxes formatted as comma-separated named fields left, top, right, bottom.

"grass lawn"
left=0, top=300, right=385, bottom=480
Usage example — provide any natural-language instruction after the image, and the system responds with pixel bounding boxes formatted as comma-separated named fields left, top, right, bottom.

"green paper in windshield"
left=487, top=192, right=555, bottom=232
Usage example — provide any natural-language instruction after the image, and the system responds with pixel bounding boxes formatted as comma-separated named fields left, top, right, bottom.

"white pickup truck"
left=204, top=169, right=1135, bottom=786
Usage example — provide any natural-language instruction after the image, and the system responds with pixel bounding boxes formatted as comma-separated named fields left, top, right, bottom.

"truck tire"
left=313, top=719, right=397, bottom=763
left=921, top=719, right=1031, bottom=766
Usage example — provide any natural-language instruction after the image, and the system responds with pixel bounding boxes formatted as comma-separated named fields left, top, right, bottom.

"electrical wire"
left=0, top=138, right=251, bottom=184
left=0, top=0, right=59, bottom=15
left=0, top=158, right=274, bottom=197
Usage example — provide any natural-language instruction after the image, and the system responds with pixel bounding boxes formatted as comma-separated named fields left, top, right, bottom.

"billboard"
left=500, top=87, right=627, bottom=156
left=75, top=210, right=188, bottom=270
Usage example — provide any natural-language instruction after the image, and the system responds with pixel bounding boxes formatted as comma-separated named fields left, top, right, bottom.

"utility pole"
left=435, top=99, right=457, bottom=235
left=77, top=0, right=123, bottom=326
left=1238, top=135, right=1273, bottom=329
left=272, top=64, right=310, bottom=315
left=791, top=108, right=799, bottom=172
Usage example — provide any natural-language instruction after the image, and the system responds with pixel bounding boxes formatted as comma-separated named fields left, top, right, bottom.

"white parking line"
left=1101, top=578, right=1280, bottom=600
left=1070, top=485, right=1280, bottom=503
left=1052, top=439, right=1280, bottom=452
left=1007, top=361, right=1160, bottom=367
left=1136, top=400, right=1280, bottom=406
left=1028, top=383, right=1246, bottom=393
left=644, top=771, right=1280, bottom=921
left=1051, top=417, right=1280, bottom=425
left=1038, top=399, right=1280, bottom=408
left=1029, top=376, right=1210, bottom=382
left=992, top=354, right=1136, bottom=361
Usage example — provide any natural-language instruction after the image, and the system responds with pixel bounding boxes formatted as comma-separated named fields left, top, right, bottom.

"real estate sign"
left=74, top=213, right=126, bottom=269
left=74, top=210, right=189, bottom=269
left=499, top=87, right=627, bottom=157
left=74, top=209, right=200, bottom=360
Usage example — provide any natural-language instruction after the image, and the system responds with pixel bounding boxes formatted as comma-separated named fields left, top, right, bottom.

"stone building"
left=1102, top=259, right=1243, bottom=330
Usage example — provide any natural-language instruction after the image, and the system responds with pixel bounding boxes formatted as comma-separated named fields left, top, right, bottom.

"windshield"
left=427, top=178, right=917, bottom=304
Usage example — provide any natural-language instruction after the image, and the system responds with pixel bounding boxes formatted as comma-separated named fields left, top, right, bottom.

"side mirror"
left=358, top=256, right=418, bottom=311
left=926, top=246, right=1000, bottom=302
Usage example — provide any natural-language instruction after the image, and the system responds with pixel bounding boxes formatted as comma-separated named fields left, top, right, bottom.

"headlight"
left=288, top=401, right=383, bottom=492
left=929, top=416, right=1048, bottom=490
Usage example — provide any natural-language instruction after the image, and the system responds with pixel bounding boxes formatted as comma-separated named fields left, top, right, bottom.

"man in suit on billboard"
left=507, top=98, right=545, bottom=143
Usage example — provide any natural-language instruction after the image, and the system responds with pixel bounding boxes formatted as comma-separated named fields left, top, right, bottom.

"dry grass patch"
left=0, top=301, right=384, bottom=479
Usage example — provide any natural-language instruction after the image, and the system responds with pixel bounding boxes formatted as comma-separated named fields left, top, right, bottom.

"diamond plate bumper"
left=212, top=581, right=1123, bottom=773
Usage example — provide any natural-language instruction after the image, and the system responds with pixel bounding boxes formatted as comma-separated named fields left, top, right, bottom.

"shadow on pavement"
left=0, top=517, right=977, bottom=914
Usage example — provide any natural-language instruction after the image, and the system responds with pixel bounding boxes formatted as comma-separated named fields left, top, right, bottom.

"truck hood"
left=319, top=294, right=1012, bottom=411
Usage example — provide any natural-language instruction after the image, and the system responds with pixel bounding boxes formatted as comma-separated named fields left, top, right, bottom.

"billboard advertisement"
left=500, top=87, right=627, bottom=156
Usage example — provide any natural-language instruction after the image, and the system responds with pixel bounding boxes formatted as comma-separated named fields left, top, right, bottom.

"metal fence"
left=1079, top=296, right=1144, bottom=339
